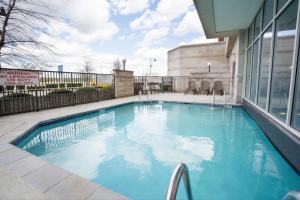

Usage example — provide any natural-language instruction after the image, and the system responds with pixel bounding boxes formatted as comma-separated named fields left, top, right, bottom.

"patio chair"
left=184, top=81, right=197, bottom=95
left=212, top=81, right=224, bottom=96
left=162, top=77, right=172, bottom=92
left=149, top=83, right=161, bottom=94
left=200, top=81, right=210, bottom=95
left=142, top=82, right=150, bottom=95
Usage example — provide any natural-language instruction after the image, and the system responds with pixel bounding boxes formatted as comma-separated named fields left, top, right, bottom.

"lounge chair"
left=142, top=82, right=150, bottom=94
left=200, top=80, right=210, bottom=95
left=184, top=81, right=197, bottom=95
left=212, top=81, right=224, bottom=96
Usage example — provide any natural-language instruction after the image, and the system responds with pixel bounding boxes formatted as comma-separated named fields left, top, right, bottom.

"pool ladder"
left=165, top=163, right=299, bottom=200
left=165, top=163, right=193, bottom=200
left=283, top=191, right=300, bottom=200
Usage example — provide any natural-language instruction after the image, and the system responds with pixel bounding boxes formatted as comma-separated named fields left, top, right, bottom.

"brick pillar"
left=114, top=70, right=134, bottom=98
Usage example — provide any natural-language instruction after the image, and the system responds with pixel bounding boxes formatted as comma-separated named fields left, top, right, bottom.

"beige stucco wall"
left=167, top=42, right=230, bottom=76
left=114, top=70, right=134, bottom=98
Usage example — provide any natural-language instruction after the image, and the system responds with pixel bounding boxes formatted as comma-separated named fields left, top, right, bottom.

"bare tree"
left=113, top=58, right=120, bottom=70
left=82, top=57, right=93, bottom=73
left=0, top=0, right=55, bottom=68
left=20, top=60, right=35, bottom=69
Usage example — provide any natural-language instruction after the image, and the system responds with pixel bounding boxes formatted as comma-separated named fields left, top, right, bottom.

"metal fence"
left=134, top=76, right=190, bottom=94
left=0, top=68, right=235, bottom=116
left=134, top=75, right=234, bottom=95
left=0, top=68, right=115, bottom=116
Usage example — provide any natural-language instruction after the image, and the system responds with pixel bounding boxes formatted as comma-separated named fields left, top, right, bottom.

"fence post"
left=35, top=90, right=39, bottom=111
left=73, top=88, right=76, bottom=106
left=1, top=88, right=5, bottom=115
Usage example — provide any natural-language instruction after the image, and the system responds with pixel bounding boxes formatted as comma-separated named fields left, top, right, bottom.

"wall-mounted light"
left=208, top=62, right=211, bottom=73
left=122, top=59, right=126, bottom=70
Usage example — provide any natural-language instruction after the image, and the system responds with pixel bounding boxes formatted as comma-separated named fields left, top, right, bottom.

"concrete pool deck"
left=0, top=93, right=237, bottom=199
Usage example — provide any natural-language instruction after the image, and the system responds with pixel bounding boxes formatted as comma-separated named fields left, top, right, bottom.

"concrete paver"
left=87, top=187, right=130, bottom=200
left=22, top=164, right=71, bottom=193
left=6, top=155, right=48, bottom=177
left=45, top=174, right=98, bottom=200
left=0, top=143, right=15, bottom=153
left=0, top=166, right=50, bottom=200
left=0, top=148, right=30, bottom=165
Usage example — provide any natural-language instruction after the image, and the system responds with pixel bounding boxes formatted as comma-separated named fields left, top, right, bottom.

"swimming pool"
left=16, top=102, right=300, bottom=199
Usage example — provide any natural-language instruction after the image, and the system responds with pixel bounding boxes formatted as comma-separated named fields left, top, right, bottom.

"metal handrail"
left=165, top=163, right=193, bottom=200
left=283, top=191, right=300, bottom=200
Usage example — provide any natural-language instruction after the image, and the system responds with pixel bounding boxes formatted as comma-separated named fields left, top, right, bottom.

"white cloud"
left=126, top=47, right=169, bottom=75
left=117, top=35, right=126, bottom=40
left=173, top=9, right=204, bottom=36
left=130, top=0, right=194, bottom=30
left=43, top=0, right=119, bottom=44
left=5, top=0, right=121, bottom=72
left=110, top=0, right=150, bottom=15
left=142, top=27, right=169, bottom=46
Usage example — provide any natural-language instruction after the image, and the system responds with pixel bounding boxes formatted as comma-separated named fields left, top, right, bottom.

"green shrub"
left=59, top=83, right=66, bottom=88
left=100, top=86, right=113, bottom=91
left=75, top=87, right=98, bottom=93
left=46, top=84, right=58, bottom=88
left=16, top=85, right=25, bottom=90
left=46, top=89, right=73, bottom=96
left=27, top=86, right=46, bottom=90
left=6, top=86, right=14, bottom=91
left=66, top=83, right=83, bottom=88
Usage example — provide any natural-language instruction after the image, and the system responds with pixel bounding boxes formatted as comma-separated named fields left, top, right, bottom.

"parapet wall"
left=114, top=70, right=134, bottom=98
left=167, top=42, right=229, bottom=76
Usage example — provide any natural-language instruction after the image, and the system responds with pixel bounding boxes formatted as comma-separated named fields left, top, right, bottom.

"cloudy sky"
left=35, top=0, right=216, bottom=75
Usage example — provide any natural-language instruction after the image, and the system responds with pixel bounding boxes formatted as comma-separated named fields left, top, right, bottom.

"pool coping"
left=0, top=95, right=241, bottom=200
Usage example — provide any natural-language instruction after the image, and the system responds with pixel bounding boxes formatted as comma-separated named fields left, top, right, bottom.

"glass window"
left=277, top=0, right=289, bottom=12
left=269, top=0, right=298, bottom=121
left=263, top=0, right=274, bottom=28
left=250, top=41, right=260, bottom=102
left=258, top=27, right=273, bottom=109
left=254, top=9, right=262, bottom=39
left=248, top=23, right=254, bottom=46
left=246, top=49, right=252, bottom=99
left=292, top=55, right=300, bottom=130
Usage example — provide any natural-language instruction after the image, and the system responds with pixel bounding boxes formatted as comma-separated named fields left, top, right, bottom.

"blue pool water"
left=17, top=102, right=300, bottom=199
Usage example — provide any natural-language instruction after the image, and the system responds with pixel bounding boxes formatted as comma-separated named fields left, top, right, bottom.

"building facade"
left=167, top=42, right=234, bottom=96
left=167, top=42, right=229, bottom=76
left=194, top=0, right=300, bottom=172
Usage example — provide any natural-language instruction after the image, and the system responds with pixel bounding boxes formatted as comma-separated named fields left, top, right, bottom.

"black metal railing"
left=133, top=75, right=233, bottom=95
left=134, top=76, right=191, bottom=94
left=0, top=68, right=115, bottom=116
left=0, top=68, right=235, bottom=116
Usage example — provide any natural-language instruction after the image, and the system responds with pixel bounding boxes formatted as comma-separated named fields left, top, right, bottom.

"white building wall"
left=228, top=31, right=247, bottom=104
left=167, top=42, right=229, bottom=76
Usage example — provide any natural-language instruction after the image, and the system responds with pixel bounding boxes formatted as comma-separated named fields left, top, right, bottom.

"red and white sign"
left=0, top=69, right=39, bottom=86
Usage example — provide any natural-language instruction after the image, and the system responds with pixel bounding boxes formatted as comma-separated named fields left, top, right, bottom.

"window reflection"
left=258, top=28, right=273, bottom=109
left=277, top=0, right=289, bottom=12
left=246, top=49, right=252, bottom=99
left=254, top=9, right=262, bottom=39
left=250, top=41, right=260, bottom=102
left=248, top=23, right=254, bottom=45
left=263, top=0, right=274, bottom=28
left=269, top=0, right=298, bottom=121
left=292, top=51, right=300, bottom=130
